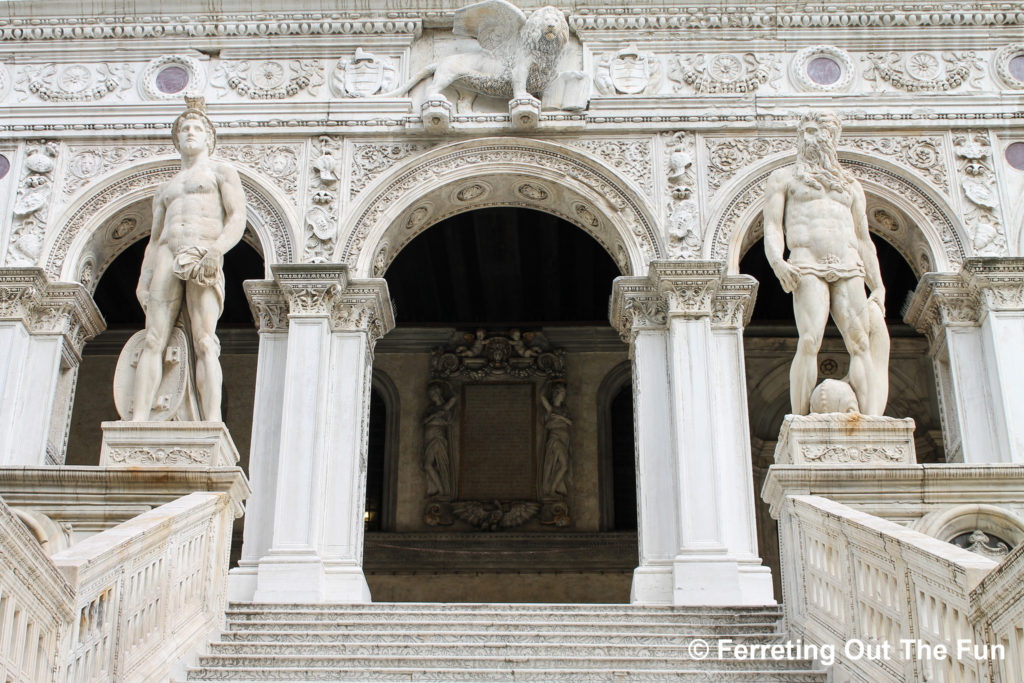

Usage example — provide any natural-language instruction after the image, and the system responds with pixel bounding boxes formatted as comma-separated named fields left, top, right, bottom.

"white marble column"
left=0, top=268, right=104, bottom=465
left=611, top=261, right=774, bottom=606
left=250, top=264, right=394, bottom=603
left=905, top=258, right=1024, bottom=464
left=228, top=281, right=289, bottom=601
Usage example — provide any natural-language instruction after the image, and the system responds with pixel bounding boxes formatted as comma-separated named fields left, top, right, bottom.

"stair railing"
left=775, top=494, right=1019, bottom=683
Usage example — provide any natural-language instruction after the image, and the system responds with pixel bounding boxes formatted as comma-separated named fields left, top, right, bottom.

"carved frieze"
left=14, top=63, right=134, bottom=102
left=217, top=143, right=302, bottom=202
left=332, top=49, right=398, bottom=98
left=594, top=44, right=662, bottom=96
left=64, top=145, right=175, bottom=196
left=304, top=135, right=343, bottom=263
left=669, top=53, right=779, bottom=94
left=213, top=59, right=324, bottom=99
left=952, top=131, right=1007, bottom=256
left=863, top=51, right=982, bottom=92
left=0, top=65, right=9, bottom=101
left=6, top=141, right=59, bottom=267
left=431, top=329, right=565, bottom=381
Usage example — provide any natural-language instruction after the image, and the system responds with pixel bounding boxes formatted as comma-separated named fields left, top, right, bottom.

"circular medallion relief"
left=58, top=64, right=93, bottom=93
left=0, top=154, right=9, bottom=181
left=994, top=44, right=1024, bottom=89
left=791, top=46, right=853, bottom=92
left=1005, top=142, right=1024, bottom=171
left=709, top=54, right=743, bottom=83
left=906, top=52, right=942, bottom=82
left=141, top=55, right=206, bottom=100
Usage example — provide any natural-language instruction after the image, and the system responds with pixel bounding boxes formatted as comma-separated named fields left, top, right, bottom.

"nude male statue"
left=763, top=111, right=890, bottom=416
left=132, top=97, right=245, bottom=421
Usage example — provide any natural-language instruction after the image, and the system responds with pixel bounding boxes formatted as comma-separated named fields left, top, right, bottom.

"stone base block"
left=100, top=420, right=240, bottom=467
left=509, top=96, right=541, bottom=130
left=421, top=97, right=452, bottom=133
left=774, top=413, right=916, bottom=465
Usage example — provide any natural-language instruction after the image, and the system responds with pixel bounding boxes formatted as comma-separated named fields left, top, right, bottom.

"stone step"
left=194, top=654, right=821, bottom=672
left=206, top=639, right=786, bottom=658
left=187, top=667, right=827, bottom=681
left=226, top=609, right=780, bottom=626
left=188, top=666, right=827, bottom=682
left=218, top=629, right=781, bottom=645
left=225, top=619, right=778, bottom=635
left=228, top=602, right=783, bottom=616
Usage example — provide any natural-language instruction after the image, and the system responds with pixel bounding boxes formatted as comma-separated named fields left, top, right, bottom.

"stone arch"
left=44, top=160, right=297, bottom=284
left=706, top=152, right=968, bottom=277
left=916, top=504, right=1024, bottom=549
left=337, top=137, right=664, bottom=278
left=596, top=360, right=634, bottom=531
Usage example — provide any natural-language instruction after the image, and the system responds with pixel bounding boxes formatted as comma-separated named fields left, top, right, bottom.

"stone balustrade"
left=774, top=494, right=1010, bottom=682
left=0, top=496, right=74, bottom=683
left=0, top=491, right=235, bottom=682
left=971, top=541, right=1024, bottom=682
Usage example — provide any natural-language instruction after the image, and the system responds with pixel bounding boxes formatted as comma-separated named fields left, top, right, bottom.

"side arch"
left=44, top=160, right=298, bottom=283
left=336, top=137, right=664, bottom=278
left=706, top=152, right=968, bottom=276
left=596, top=360, right=634, bottom=531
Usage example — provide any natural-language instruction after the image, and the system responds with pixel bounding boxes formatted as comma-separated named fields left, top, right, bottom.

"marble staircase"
left=185, top=603, right=827, bottom=681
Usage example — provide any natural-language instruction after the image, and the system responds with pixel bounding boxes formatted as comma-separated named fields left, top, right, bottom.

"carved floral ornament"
left=13, top=62, right=134, bottom=102
left=668, top=53, right=780, bottom=94
left=213, top=59, right=324, bottom=99
left=863, top=51, right=982, bottom=92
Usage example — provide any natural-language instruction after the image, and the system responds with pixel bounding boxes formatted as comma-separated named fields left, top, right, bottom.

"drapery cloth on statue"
left=172, top=246, right=225, bottom=316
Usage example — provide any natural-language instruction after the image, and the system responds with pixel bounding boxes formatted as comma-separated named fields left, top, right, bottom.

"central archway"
left=363, top=206, right=637, bottom=603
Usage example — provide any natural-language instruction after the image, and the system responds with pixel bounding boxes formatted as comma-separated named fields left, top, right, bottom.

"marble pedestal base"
left=774, top=413, right=917, bottom=465
left=100, top=421, right=240, bottom=467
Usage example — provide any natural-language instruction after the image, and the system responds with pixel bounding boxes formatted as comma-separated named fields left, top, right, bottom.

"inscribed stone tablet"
left=459, top=383, right=536, bottom=500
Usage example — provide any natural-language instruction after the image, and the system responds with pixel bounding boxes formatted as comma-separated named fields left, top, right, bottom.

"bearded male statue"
left=129, top=96, right=245, bottom=422
left=763, top=111, right=890, bottom=416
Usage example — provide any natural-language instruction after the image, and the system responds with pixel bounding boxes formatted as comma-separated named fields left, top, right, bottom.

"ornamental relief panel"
left=863, top=51, right=983, bottom=92
left=594, top=44, right=663, bottom=96
left=663, top=131, right=700, bottom=259
left=6, top=141, right=59, bottom=266
left=952, top=130, right=1007, bottom=256
left=304, top=135, right=343, bottom=263
left=563, top=137, right=653, bottom=200
left=668, top=53, right=780, bottom=95
left=13, top=63, right=134, bottom=102
left=212, top=59, right=325, bottom=99
left=331, top=49, right=399, bottom=98
left=349, top=141, right=433, bottom=199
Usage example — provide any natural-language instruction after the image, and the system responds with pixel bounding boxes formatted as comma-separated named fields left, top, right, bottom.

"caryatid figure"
left=763, top=111, right=890, bottom=416
left=132, top=96, right=245, bottom=421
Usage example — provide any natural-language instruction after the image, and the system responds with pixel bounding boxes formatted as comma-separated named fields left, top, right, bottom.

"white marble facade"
left=1, top=0, right=1024, bottom=609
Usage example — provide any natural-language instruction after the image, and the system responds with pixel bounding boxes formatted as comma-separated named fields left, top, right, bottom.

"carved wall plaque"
left=459, top=383, right=536, bottom=501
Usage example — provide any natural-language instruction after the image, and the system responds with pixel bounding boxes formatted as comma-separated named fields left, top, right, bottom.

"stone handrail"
left=0, top=496, right=74, bottom=683
left=776, top=494, right=1002, bottom=683
left=971, top=540, right=1024, bottom=682
left=50, top=491, right=234, bottom=683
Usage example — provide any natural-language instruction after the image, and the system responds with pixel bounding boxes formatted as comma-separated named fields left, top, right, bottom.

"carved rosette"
left=0, top=268, right=105, bottom=362
left=863, top=51, right=981, bottom=92
left=669, top=53, right=779, bottom=94
left=952, top=131, right=1007, bottom=256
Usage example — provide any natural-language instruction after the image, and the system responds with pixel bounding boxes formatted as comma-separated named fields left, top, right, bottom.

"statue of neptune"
left=132, top=97, right=245, bottom=421
left=763, top=111, right=890, bottom=416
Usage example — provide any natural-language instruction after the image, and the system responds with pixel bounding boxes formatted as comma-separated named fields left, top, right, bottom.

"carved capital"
left=649, top=260, right=725, bottom=318
left=904, top=272, right=981, bottom=345
left=711, top=275, right=758, bottom=330
left=609, top=277, right=667, bottom=342
left=0, top=267, right=105, bottom=361
left=328, top=279, right=394, bottom=342
left=269, top=264, right=394, bottom=341
left=243, top=280, right=290, bottom=332
left=963, top=257, right=1024, bottom=314
left=272, top=263, right=348, bottom=317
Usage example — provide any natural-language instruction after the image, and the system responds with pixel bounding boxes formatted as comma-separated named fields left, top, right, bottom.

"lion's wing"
left=453, top=0, right=525, bottom=55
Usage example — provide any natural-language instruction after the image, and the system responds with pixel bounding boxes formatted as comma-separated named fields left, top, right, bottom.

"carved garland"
left=709, top=161, right=965, bottom=267
left=343, top=144, right=662, bottom=266
left=44, top=166, right=295, bottom=278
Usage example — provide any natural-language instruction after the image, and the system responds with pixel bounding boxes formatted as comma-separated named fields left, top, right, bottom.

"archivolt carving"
left=710, top=160, right=964, bottom=271
left=44, top=165, right=295, bottom=278
left=564, top=138, right=653, bottom=199
left=341, top=141, right=661, bottom=273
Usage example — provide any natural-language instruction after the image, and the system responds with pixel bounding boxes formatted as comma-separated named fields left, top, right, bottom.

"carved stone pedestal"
left=421, top=97, right=452, bottom=133
left=100, top=420, right=240, bottom=467
left=774, top=413, right=917, bottom=465
left=509, top=97, right=541, bottom=130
